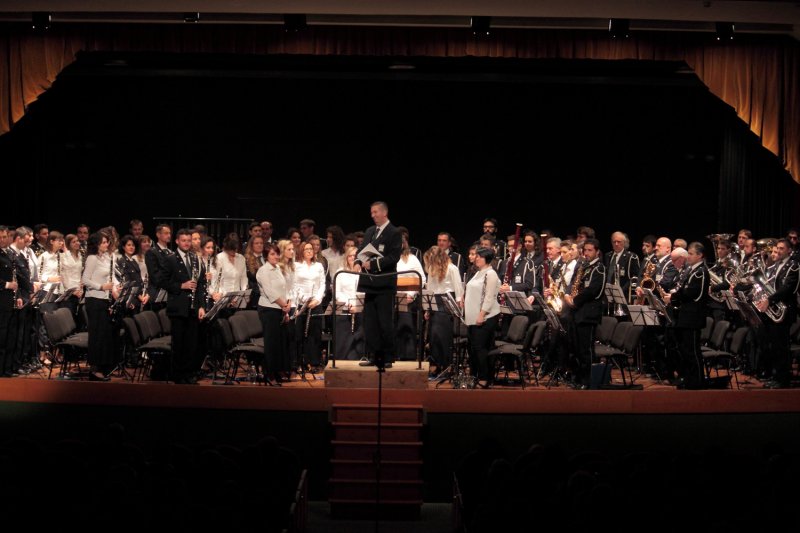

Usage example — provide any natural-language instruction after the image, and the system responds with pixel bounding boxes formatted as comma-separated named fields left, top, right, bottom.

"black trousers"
left=293, top=309, right=323, bottom=366
left=85, top=297, right=116, bottom=371
left=468, top=314, right=499, bottom=381
left=0, top=308, right=13, bottom=374
left=761, top=315, right=792, bottom=385
left=672, top=327, right=704, bottom=388
left=363, top=291, right=395, bottom=364
left=574, top=322, right=597, bottom=386
left=335, top=314, right=363, bottom=360
left=395, top=308, right=417, bottom=361
left=259, top=306, right=286, bottom=374
left=429, top=299, right=454, bottom=368
left=170, top=314, right=198, bottom=381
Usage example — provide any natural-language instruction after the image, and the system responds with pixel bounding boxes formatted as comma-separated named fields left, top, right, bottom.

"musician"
left=82, top=232, right=120, bottom=381
left=561, top=241, right=578, bottom=293
left=741, top=237, right=757, bottom=264
left=118, top=235, right=147, bottom=312
left=522, top=231, right=544, bottom=268
left=61, top=234, right=83, bottom=315
left=639, top=235, right=656, bottom=264
left=31, top=224, right=49, bottom=257
left=212, top=235, right=247, bottom=302
left=424, top=246, right=464, bottom=373
left=257, top=243, right=291, bottom=385
left=344, top=234, right=357, bottom=250
left=481, top=218, right=506, bottom=259
left=0, top=226, right=20, bottom=377
left=145, top=224, right=173, bottom=308
left=77, top=224, right=90, bottom=252
left=244, top=221, right=263, bottom=249
left=575, top=226, right=595, bottom=247
left=260, top=220, right=274, bottom=243
left=663, top=243, right=709, bottom=389
left=465, top=247, right=501, bottom=389
left=564, top=239, right=606, bottom=389
left=464, top=245, right=479, bottom=283
left=737, top=229, right=753, bottom=263
left=604, top=232, right=640, bottom=304
left=278, top=240, right=296, bottom=377
left=353, top=231, right=365, bottom=248
left=437, top=232, right=465, bottom=277
left=707, top=240, right=735, bottom=322
left=293, top=241, right=327, bottom=371
left=244, top=236, right=266, bottom=310
left=287, top=228, right=303, bottom=260
left=395, top=233, right=426, bottom=361
left=654, top=237, right=679, bottom=292
left=162, top=229, right=206, bottom=383
left=38, top=231, right=66, bottom=297
left=129, top=219, right=144, bottom=239
left=323, top=226, right=346, bottom=277
left=498, top=238, right=535, bottom=296
left=307, top=235, right=329, bottom=276
left=354, top=201, right=402, bottom=369
left=191, top=229, right=203, bottom=254
left=544, top=238, right=563, bottom=278
left=10, top=227, right=37, bottom=373
left=758, top=239, right=799, bottom=389
left=299, top=219, right=317, bottom=242
left=334, top=246, right=365, bottom=360
left=787, top=228, right=799, bottom=262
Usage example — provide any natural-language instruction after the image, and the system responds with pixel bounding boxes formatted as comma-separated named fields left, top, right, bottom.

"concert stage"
left=1, top=369, right=799, bottom=501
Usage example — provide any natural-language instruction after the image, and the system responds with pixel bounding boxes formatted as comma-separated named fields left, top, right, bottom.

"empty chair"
left=703, top=326, right=749, bottom=389
left=596, top=316, right=618, bottom=345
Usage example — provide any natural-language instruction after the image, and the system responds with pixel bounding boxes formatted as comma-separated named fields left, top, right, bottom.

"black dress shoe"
left=88, top=372, right=110, bottom=382
left=383, top=362, right=393, bottom=369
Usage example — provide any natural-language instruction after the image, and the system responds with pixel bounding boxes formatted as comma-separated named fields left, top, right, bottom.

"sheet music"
left=357, top=243, right=384, bottom=264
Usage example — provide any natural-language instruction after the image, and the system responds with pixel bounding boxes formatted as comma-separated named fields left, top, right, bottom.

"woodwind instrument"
left=189, top=253, right=198, bottom=310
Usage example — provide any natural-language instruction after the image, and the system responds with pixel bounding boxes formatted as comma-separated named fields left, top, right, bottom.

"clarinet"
left=107, top=252, right=115, bottom=313
left=11, top=253, right=18, bottom=308
left=189, top=253, right=198, bottom=310
left=305, top=302, right=312, bottom=338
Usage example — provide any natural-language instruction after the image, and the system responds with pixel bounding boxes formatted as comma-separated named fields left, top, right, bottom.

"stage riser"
left=325, top=361, right=429, bottom=390
left=329, top=500, right=422, bottom=521
left=329, top=481, right=424, bottom=501
left=331, top=405, right=424, bottom=424
left=333, top=425, right=422, bottom=442
left=330, top=460, right=423, bottom=480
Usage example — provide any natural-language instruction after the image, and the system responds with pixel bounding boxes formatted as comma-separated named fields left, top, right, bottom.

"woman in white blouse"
left=334, top=245, right=365, bottom=360
left=212, top=235, right=248, bottom=302
left=61, top=234, right=84, bottom=315
left=396, top=228, right=426, bottom=361
left=81, top=232, right=120, bottom=381
left=293, top=240, right=326, bottom=370
left=277, top=239, right=296, bottom=378
left=464, top=247, right=501, bottom=388
left=322, top=225, right=346, bottom=279
left=257, top=242, right=291, bottom=385
left=423, top=246, right=464, bottom=373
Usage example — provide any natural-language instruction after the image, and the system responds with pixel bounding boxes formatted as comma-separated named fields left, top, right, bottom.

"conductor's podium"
left=324, top=360, right=430, bottom=390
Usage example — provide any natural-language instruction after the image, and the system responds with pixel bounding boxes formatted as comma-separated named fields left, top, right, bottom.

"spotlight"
left=31, top=12, right=51, bottom=30
left=284, top=14, right=307, bottom=32
left=183, top=12, right=200, bottom=23
left=715, top=22, right=735, bottom=41
left=608, top=18, right=630, bottom=39
left=471, top=16, right=491, bottom=36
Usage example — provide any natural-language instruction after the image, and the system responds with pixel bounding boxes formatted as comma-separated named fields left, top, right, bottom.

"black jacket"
left=655, top=256, right=679, bottom=292
left=498, top=255, right=535, bottom=295
left=355, top=223, right=402, bottom=294
left=145, top=244, right=173, bottom=301
left=163, top=251, right=206, bottom=318
left=669, top=263, right=709, bottom=329
left=768, top=259, right=800, bottom=310
left=572, top=259, right=606, bottom=325
left=604, top=250, right=641, bottom=298
left=0, top=249, right=15, bottom=311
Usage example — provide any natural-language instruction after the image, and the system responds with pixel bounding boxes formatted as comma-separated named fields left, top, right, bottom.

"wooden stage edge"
left=1, top=377, right=800, bottom=415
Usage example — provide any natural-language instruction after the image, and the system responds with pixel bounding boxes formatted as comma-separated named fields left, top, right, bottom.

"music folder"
left=357, top=243, right=383, bottom=264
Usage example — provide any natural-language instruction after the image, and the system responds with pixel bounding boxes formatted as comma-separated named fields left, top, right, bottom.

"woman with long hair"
left=118, top=234, right=147, bottom=313
left=277, top=239, right=296, bottom=378
left=244, top=236, right=266, bottom=310
left=292, top=240, right=326, bottom=371
left=423, top=246, right=464, bottom=374
left=334, top=245, right=365, bottom=360
left=256, top=242, right=291, bottom=385
left=81, top=232, right=119, bottom=381
left=395, top=228, right=426, bottom=361
left=60, top=234, right=84, bottom=315
left=323, top=225, right=346, bottom=277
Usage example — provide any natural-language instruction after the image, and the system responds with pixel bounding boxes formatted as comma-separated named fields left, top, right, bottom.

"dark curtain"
left=0, top=24, right=799, bottom=184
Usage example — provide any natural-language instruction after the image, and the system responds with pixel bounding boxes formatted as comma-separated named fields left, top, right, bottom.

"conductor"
left=354, top=201, right=402, bottom=369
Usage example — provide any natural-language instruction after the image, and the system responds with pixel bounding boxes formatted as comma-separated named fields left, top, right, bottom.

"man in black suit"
left=564, top=238, right=606, bottom=389
left=663, top=242, right=709, bottom=389
left=437, top=232, right=464, bottom=277
left=355, top=201, right=402, bottom=369
left=758, top=239, right=799, bottom=388
left=145, top=224, right=172, bottom=310
left=0, top=226, right=20, bottom=377
left=160, top=228, right=206, bottom=384
left=604, top=231, right=641, bottom=305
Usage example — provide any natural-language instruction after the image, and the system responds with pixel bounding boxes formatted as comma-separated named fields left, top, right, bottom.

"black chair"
left=44, top=308, right=89, bottom=379
left=703, top=326, right=749, bottom=389
left=227, top=312, right=266, bottom=384
left=490, top=319, right=537, bottom=388
left=595, top=323, right=643, bottom=388
left=702, top=320, right=731, bottom=353
left=596, top=316, right=618, bottom=346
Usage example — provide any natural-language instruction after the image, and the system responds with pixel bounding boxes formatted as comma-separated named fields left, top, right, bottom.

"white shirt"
left=397, top=254, right=426, bottom=297
left=257, top=262, right=287, bottom=309
left=563, top=259, right=577, bottom=286
left=281, top=268, right=295, bottom=304
left=82, top=253, right=119, bottom=300
left=134, top=256, right=148, bottom=286
left=38, top=251, right=64, bottom=293
left=293, top=261, right=326, bottom=303
left=321, top=248, right=344, bottom=278
left=61, top=252, right=83, bottom=291
left=335, top=268, right=362, bottom=306
left=214, top=252, right=248, bottom=295
left=464, top=267, right=500, bottom=326
left=425, top=263, right=464, bottom=302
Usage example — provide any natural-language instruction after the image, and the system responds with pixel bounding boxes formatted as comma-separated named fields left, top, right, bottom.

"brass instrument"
left=706, top=264, right=727, bottom=303
left=634, top=260, right=656, bottom=304
left=748, top=267, right=786, bottom=323
left=569, top=260, right=586, bottom=299
left=545, top=273, right=565, bottom=313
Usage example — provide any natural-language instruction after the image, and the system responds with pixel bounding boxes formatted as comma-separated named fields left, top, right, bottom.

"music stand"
left=736, top=291, right=764, bottom=331
left=504, top=290, right=533, bottom=314
left=154, top=288, right=168, bottom=304
left=203, top=293, right=234, bottom=322
left=644, top=289, right=673, bottom=325
left=605, top=283, right=629, bottom=316
left=54, top=287, right=78, bottom=304
left=627, top=305, right=660, bottom=327
left=722, top=291, right=740, bottom=311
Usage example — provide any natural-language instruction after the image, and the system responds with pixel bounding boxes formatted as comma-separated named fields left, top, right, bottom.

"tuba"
left=748, top=268, right=786, bottom=323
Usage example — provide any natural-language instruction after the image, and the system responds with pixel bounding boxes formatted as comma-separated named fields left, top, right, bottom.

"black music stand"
left=54, top=287, right=78, bottom=304
left=504, top=290, right=533, bottom=314
left=644, top=289, right=673, bottom=325
left=736, top=290, right=764, bottom=332
left=605, top=283, right=629, bottom=316
left=540, top=305, right=570, bottom=388
left=722, top=291, right=740, bottom=312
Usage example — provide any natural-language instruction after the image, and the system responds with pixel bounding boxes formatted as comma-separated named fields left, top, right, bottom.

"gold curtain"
left=1, top=25, right=798, bottom=183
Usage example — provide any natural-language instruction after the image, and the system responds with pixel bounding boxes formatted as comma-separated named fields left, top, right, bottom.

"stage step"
left=329, top=499, right=423, bottom=520
left=329, top=403, right=425, bottom=519
left=324, top=360, right=429, bottom=389
left=330, top=459, right=423, bottom=480
left=331, top=403, right=425, bottom=424
left=329, top=479, right=424, bottom=500
left=332, top=422, right=423, bottom=442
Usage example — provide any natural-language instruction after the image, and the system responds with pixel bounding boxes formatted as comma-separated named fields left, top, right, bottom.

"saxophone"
left=634, top=260, right=656, bottom=304
left=570, top=260, right=586, bottom=298
left=545, top=273, right=565, bottom=313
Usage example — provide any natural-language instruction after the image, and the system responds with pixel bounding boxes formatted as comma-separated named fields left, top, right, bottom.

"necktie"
left=184, top=253, right=191, bottom=273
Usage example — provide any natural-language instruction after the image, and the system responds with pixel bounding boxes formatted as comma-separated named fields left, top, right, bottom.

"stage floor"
left=1, top=365, right=799, bottom=415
